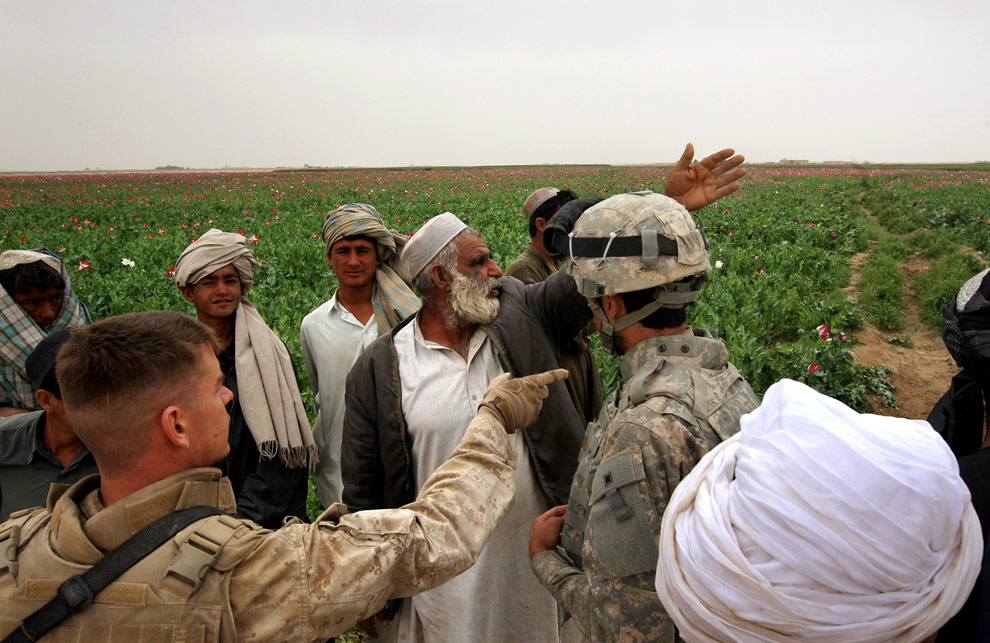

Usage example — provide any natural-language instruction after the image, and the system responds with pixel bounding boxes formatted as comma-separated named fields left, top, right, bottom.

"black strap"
left=5, top=505, right=226, bottom=643
left=567, top=234, right=679, bottom=259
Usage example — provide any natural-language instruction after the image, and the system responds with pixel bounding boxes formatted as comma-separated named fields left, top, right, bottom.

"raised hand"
left=664, top=143, right=747, bottom=211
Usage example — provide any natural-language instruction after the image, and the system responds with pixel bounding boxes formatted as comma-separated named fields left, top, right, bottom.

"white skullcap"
left=656, top=378, right=983, bottom=643
left=401, top=212, right=467, bottom=280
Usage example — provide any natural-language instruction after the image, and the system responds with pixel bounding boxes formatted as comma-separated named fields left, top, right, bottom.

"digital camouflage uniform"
left=531, top=329, right=758, bottom=641
left=0, top=408, right=517, bottom=642
left=505, top=242, right=603, bottom=426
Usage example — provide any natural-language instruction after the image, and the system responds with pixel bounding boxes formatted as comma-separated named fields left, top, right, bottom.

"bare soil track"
left=849, top=252, right=958, bottom=418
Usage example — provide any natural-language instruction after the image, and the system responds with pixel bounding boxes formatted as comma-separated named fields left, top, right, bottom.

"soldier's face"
left=188, top=344, right=234, bottom=466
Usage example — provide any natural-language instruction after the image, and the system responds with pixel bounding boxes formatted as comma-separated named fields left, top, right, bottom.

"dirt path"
left=847, top=193, right=957, bottom=418
left=850, top=254, right=957, bottom=418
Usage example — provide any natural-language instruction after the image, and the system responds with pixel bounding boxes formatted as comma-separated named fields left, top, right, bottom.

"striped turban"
left=0, top=249, right=90, bottom=409
left=321, top=203, right=420, bottom=333
left=656, top=379, right=983, bottom=643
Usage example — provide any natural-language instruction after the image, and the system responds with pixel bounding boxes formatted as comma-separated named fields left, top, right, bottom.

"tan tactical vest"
left=0, top=500, right=268, bottom=642
left=561, top=346, right=759, bottom=561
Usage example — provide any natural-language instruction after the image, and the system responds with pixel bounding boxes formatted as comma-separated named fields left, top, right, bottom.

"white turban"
left=655, top=379, right=983, bottom=643
left=401, top=212, right=467, bottom=280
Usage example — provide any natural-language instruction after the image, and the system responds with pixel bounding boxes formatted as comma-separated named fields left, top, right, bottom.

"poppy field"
left=2, top=165, right=989, bottom=412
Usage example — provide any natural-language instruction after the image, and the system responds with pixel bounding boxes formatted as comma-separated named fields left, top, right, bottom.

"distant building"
left=778, top=159, right=810, bottom=165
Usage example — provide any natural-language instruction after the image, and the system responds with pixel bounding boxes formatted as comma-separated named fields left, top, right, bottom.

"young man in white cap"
left=301, top=203, right=419, bottom=507
left=655, top=378, right=983, bottom=643
left=343, top=144, right=747, bottom=641
left=0, top=250, right=89, bottom=417
left=174, top=229, right=315, bottom=528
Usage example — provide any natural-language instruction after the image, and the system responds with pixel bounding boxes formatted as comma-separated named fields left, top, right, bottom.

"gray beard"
left=443, top=270, right=500, bottom=330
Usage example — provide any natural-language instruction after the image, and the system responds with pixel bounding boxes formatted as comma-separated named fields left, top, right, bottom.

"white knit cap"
left=401, top=212, right=467, bottom=280
left=656, top=378, right=983, bottom=643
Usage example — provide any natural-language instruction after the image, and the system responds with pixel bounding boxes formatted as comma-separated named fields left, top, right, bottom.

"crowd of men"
left=0, top=144, right=986, bottom=642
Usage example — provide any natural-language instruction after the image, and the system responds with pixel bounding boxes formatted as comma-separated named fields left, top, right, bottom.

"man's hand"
left=663, top=143, right=747, bottom=211
left=530, top=505, right=567, bottom=558
left=478, top=369, right=568, bottom=434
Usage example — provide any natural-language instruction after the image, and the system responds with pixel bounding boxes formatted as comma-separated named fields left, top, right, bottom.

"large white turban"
left=655, top=379, right=983, bottom=643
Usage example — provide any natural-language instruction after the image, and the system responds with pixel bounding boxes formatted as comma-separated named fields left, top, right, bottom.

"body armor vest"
left=0, top=500, right=267, bottom=642
left=561, top=336, right=759, bottom=562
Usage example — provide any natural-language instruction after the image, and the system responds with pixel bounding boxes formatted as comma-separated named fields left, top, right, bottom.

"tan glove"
left=478, top=369, right=568, bottom=434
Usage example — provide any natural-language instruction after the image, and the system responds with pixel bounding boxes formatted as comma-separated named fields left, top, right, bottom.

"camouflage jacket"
left=0, top=410, right=517, bottom=642
left=531, top=329, right=758, bottom=642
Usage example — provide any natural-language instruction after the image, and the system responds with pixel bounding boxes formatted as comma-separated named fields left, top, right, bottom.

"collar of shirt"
left=410, top=314, right=489, bottom=364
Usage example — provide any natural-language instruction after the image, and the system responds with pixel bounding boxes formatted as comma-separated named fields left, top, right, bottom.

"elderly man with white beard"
left=341, top=213, right=589, bottom=641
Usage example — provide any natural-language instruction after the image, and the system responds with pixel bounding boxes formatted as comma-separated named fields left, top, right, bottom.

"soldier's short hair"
left=57, top=311, right=219, bottom=467
left=0, top=260, right=63, bottom=295
left=617, top=287, right=688, bottom=330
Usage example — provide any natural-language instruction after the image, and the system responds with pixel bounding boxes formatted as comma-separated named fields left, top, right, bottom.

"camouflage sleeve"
left=229, top=410, right=518, bottom=640
left=536, top=413, right=709, bottom=642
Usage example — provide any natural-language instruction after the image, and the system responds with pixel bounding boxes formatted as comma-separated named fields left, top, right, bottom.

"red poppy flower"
left=77, top=260, right=91, bottom=271
left=816, top=324, right=830, bottom=340
left=167, top=266, right=176, bottom=279
left=808, top=363, right=820, bottom=373
left=248, top=233, right=259, bottom=245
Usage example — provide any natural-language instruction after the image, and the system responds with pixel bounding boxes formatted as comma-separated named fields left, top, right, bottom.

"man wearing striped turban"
left=655, top=378, right=983, bottom=643
left=301, top=203, right=419, bottom=507
left=174, top=229, right=315, bottom=528
left=0, top=249, right=90, bottom=416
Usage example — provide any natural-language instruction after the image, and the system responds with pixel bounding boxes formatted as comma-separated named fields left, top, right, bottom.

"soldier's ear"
left=160, top=404, right=191, bottom=450
left=601, top=294, right=626, bottom=323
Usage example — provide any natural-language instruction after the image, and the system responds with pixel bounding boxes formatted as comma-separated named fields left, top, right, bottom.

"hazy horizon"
left=2, top=1, right=988, bottom=172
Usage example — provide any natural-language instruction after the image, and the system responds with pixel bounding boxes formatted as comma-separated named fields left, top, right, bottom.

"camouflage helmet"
left=566, top=191, right=710, bottom=353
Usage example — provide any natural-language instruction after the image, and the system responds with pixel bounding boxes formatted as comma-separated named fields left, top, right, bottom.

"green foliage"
left=858, top=253, right=905, bottom=330
left=4, top=167, right=986, bottom=419
left=913, top=250, right=985, bottom=327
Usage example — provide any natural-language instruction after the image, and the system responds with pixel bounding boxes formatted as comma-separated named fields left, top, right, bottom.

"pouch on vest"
left=585, top=449, right=657, bottom=579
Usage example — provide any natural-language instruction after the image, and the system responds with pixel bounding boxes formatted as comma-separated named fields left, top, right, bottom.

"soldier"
left=0, top=310, right=566, bottom=641
left=528, top=191, right=760, bottom=642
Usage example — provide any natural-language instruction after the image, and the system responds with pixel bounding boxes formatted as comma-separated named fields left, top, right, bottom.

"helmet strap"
left=589, top=297, right=666, bottom=356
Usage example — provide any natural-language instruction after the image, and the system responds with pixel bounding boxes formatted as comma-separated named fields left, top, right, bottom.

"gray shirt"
left=0, top=410, right=98, bottom=519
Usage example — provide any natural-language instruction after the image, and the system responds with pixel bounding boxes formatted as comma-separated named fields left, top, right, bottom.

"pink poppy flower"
left=816, top=324, right=830, bottom=340
left=158, top=228, right=166, bottom=235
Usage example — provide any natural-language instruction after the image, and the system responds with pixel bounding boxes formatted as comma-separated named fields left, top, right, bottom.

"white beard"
left=445, top=269, right=500, bottom=329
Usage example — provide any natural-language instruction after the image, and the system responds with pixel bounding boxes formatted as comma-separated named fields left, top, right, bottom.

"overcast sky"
left=2, top=1, right=988, bottom=171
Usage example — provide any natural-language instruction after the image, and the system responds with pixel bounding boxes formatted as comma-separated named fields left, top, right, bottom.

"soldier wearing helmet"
left=529, top=191, right=760, bottom=642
